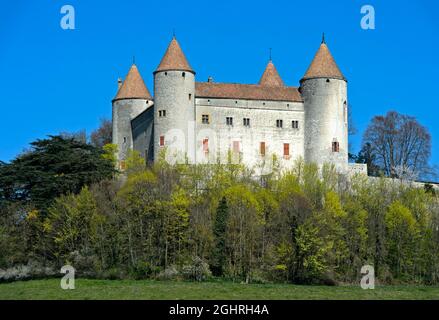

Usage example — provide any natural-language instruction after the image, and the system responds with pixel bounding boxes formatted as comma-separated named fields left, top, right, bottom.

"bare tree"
left=60, top=129, right=87, bottom=144
left=91, top=118, right=112, bottom=148
left=347, top=103, right=358, bottom=161
left=362, top=111, right=431, bottom=179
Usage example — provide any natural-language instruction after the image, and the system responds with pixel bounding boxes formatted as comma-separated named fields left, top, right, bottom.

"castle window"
left=263, top=102, right=266, bottom=106
left=123, top=137, right=127, bottom=143
left=283, top=143, right=290, bottom=157
left=203, top=138, right=209, bottom=153
left=165, top=72, right=168, bottom=76
left=344, top=101, right=347, bottom=124
left=159, top=110, right=166, bottom=117
left=182, top=72, right=186, bottom=77
left=326, top=79, right=330, bottom=83
left=332, top=141, right=340, bottom=152
left=226, top=117, right=233, bottom=125
left=202, top=114, right=210, bottom=124
left=287, top=104, right=290, bottom=107
left=260, top=142, right=266, bottom=156
left=292, top=120, right=299, bottom=129
left=243, top=118, right=250, bottom=127
left=160, top=136, right=165, bottom=146
left=189, top=94, right=192, bottom=101
left=235, top=101, right=238, bottom=104
left=276, top=119, right=283, bottom=128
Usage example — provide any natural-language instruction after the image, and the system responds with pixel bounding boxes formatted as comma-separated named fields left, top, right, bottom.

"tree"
left=45, top=186, right=100, bottom=261
left=223, top=184, right=263, bottom=282
left=355, top=142, right=381, bottom=176
left=385, top=201, right=418, bottom=278
left=60, top=129, right=87, bottom=144
left=210, top=196, right=229, bottom=276
left=362, top=111, right=431, bottom=178
left=0, top=136, right=115, bottom=210
left=91, top=118, right=112, bottom=148
left=348, top=103, right=358, bottom=161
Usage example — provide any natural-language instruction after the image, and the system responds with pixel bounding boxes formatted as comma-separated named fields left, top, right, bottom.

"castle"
left=112, top=35, right=366, bottom=175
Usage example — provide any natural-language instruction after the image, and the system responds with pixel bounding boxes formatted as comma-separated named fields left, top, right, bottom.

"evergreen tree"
left=0, top=136, right=115, bottom=210
left=211, top=196, right=229, bottom=276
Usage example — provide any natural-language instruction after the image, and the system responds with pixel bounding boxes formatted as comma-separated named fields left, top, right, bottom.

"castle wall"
left=194, top=98, right=305, bottom=172
left=132, top=104, right=154, bottom=162
left=112, top=99, right=152, bottom=162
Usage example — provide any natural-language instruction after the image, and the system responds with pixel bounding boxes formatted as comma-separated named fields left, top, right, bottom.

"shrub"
left=181, top=256, right=212, bottom=282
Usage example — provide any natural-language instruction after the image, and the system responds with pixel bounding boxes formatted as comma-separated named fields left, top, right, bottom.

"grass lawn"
left=0, top=279, right=439, bottom=300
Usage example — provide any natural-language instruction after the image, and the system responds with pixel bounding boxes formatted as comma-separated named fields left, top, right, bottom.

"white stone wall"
left=348, top=163, right=368, bottom=175
left=301, top=78, right=348, bottom=173
left=112, top=98, right=152, bottom=162
left=194, top=98, right=305, bottom=172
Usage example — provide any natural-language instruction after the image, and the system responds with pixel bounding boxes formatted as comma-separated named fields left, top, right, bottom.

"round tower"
left=300, top=36, right=348, bottom=172
left=153, top=37, right=195, bottom=163
left=112, top=63, right=153, bottom=169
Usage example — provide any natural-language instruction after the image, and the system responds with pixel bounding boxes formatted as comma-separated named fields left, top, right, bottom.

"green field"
left=0, top=279, right=439, bottom=300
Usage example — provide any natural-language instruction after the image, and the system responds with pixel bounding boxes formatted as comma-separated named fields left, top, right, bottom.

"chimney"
left=207, top=76, right=214, bottom=83
left=117, top=78, right=123, bottom=89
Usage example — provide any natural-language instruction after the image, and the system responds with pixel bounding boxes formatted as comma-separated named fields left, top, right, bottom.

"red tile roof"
left=259, top=61, right=284, bottom=87
left=195, top=82, right=303, bottom=102
left=301, top=42, right=345, bottom=81
left=113, top=64, right=152, bottom=101
left=156, top=37, right=194, bottom=73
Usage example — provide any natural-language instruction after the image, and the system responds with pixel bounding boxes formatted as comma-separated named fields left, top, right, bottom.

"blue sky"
left=1, top=0, right=438, bottom=171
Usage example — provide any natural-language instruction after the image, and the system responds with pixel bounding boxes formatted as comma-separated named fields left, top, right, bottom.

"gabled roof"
left=195, top=82, right=303, bottom=102
left=155, top=37, right=194, bottom=73
left=259, top=61, right=284, bottom=87
left=113, top=64, right=152, bottom=101
left=301, top=40, right=345, bottom=81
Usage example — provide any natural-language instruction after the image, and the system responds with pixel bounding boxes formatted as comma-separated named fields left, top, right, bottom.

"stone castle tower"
left=112, top=35, right=361, bottom=174
left=300, top=36, right=348, bottom=173
left=153, top=37, right=196, bottom=163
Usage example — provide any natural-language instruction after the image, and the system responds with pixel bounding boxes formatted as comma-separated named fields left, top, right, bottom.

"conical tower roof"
left=259, top=61, right=284, bottom=87
left=113, top=64, right=152, bottom=101
left=155, top=37, right=194, bottom=73
left=301, top=38, right=345, bottom=82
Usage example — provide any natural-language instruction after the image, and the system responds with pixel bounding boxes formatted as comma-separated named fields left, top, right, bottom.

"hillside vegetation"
left=1, top=143, right=438, bottom=286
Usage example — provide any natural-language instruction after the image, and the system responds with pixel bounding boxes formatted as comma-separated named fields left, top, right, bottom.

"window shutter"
left=260, top=142, right=266, bottom=156
left=233, top=141, right=240, bottom=153
left=283, top=143, right=290, bottom=156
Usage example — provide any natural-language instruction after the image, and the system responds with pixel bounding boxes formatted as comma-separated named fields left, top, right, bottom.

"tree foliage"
left=1, top=155, right=438, bottom=285
left=0, top=136, right=115, bottom=210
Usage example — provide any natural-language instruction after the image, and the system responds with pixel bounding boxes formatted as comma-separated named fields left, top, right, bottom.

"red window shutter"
left=283, top=143, right=290, bottom=156
left=233, top=141, right=240, bottom=153
left=260, top=142, right=266, bottom=156
left=203, top=138, right=209, bottom=152
left=160, top=136, right=165, bottom=146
